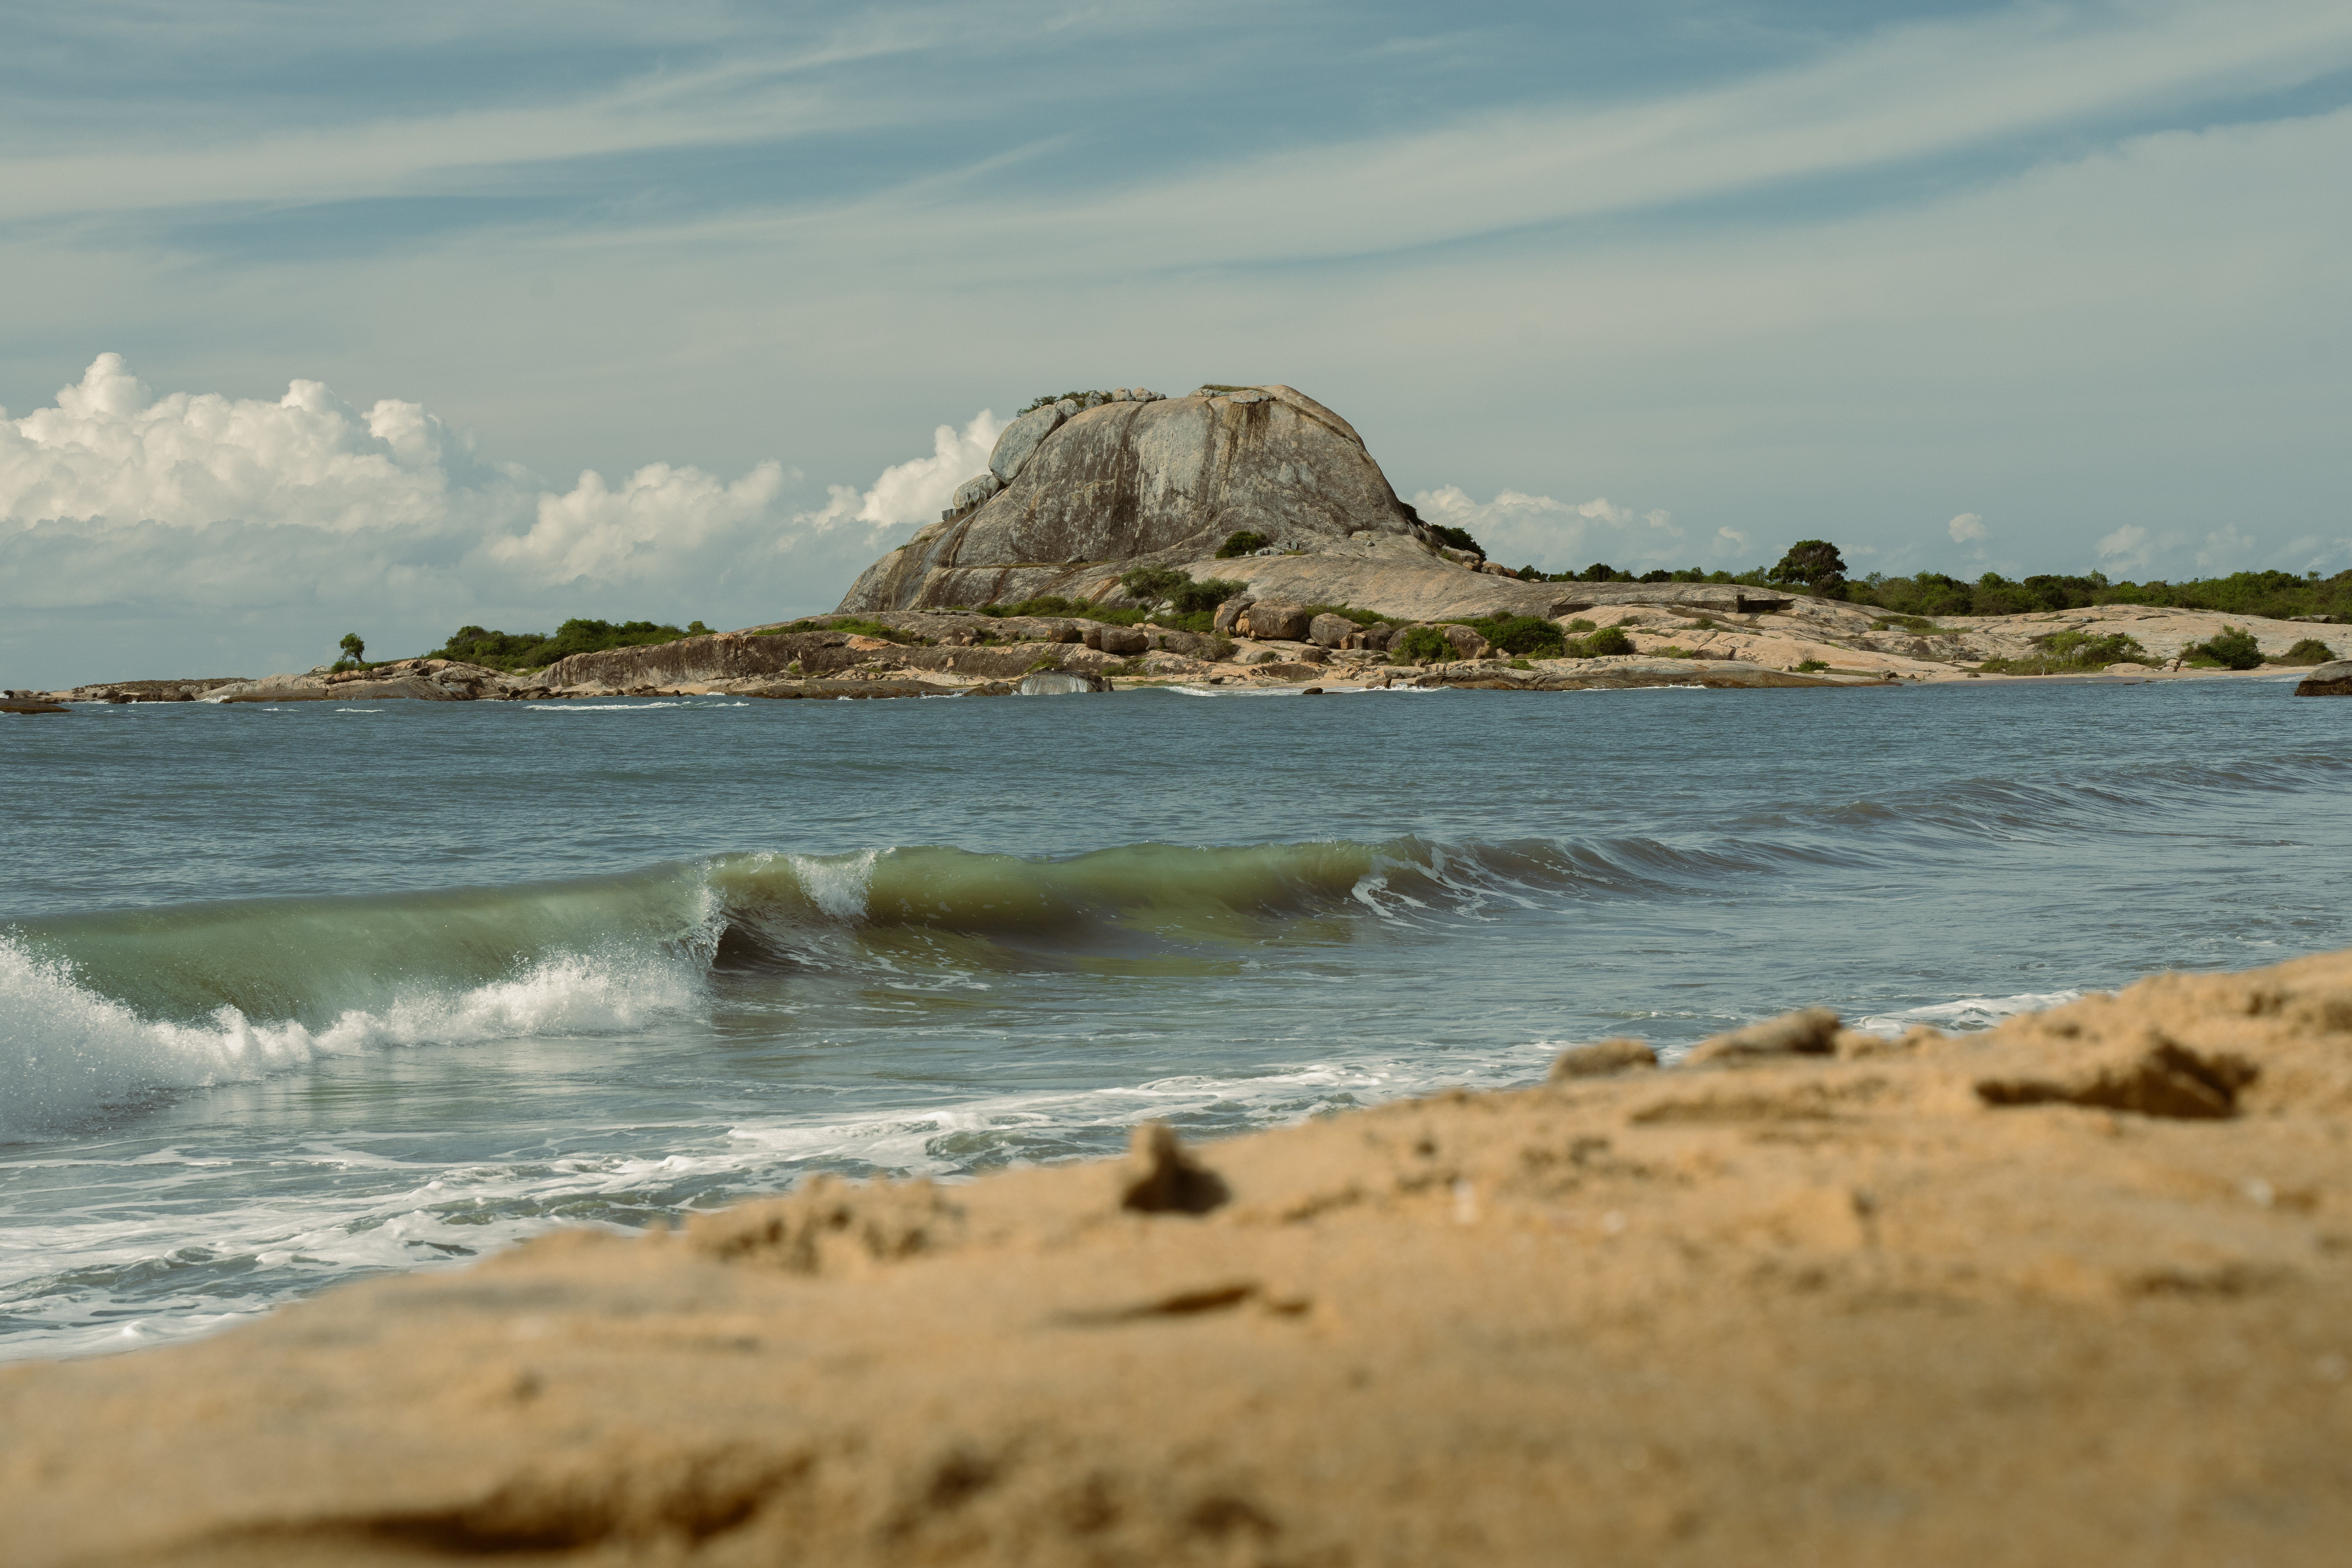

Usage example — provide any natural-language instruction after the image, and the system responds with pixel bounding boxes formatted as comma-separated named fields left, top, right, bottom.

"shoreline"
left=17, top=598, right=2344, bottom=708
left=5, top=943, right=2349, bottom=1563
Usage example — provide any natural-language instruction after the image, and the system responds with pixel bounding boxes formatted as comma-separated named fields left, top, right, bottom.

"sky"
left=2, top=0, right=2348, bottom=687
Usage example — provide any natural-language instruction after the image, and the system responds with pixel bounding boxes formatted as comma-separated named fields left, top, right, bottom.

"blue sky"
left=3, top=0, right=2348, bottom=684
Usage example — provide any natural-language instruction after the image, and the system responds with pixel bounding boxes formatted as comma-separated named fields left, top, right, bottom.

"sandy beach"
left=5, top=942, right=2349, bottom=1566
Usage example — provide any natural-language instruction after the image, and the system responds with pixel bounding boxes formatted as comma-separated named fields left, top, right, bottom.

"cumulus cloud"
left=0, top=355, right=997, bottom=686
left=788, top=412, right=1000, bottom=541
left=1947, top=511, right=1987, bottom=547
left=1413, top=486, right=1731, bottom=574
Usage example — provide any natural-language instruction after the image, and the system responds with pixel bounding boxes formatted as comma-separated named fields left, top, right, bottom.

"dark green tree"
left=337, top=632, right=365, bottom=665
left=1767, top=540, right=1848, bottom=596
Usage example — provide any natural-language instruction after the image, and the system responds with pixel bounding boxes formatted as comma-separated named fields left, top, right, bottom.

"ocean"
left=3, top=676, right=2346, bottom=1360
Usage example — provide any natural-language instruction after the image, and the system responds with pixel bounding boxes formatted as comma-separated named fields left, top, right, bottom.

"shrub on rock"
left=2185, top=626, right=2264, bottom=669
left=1217, top=531, right=1270, bottom=558
left=1577, top=626, right=1635, bottom=657
left=1388, top=626, right=1453, bottom=665
left=2283, top=637, right=2340, bottom=665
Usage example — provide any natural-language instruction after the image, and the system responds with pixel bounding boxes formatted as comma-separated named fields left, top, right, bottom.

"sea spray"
left=0, top=938, right=703, bottom=1139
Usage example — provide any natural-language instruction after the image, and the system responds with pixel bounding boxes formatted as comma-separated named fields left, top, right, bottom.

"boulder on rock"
left=1441, top=625, right=1490, bottom=661
left=1308, top=613, right=1356, bottom=648
left=2296, top=659, right=2352, bottom=696
left=988, top=404, right=1067, bottom=485
left=1239, top=602, right=1312, bottom=641
left=1097, top=626, right=1148, bottom=655
left=948, top=472, right=1002, bottom=514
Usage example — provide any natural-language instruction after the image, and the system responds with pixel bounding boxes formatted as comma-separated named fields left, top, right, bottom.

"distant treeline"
left=429, top=618, right=710, bottom=671
left=1500, top=543, right=2352, bottom=624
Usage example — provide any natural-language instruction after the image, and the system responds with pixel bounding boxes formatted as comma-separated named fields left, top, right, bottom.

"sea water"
left=3, top=677, right=2347, bottom=1359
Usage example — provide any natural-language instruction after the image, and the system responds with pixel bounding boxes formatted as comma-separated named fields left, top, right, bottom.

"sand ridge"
left=4, top=949, right=2351, bottom=1565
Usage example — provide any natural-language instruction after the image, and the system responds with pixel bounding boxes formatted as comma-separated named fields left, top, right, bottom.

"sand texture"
left=7, top=949, right=2352, bottom=1566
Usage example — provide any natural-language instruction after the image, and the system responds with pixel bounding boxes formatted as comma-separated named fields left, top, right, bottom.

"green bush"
left=1579, top=625, right=1635, bottom=657
left=1425, top=522, right=1485, bottom=559
left=1116, top=567, right=1243, bottom=616
left=1974, top=630, right=2154, bottom=676
left=1216, top=531, right=1270, bottom=558
left=1794, top=658, right=1829, bottom=673
left=760, top=617, right=925, bottom=645
left=1457, top=615, right=1565, bottom=657
left=2184, top=626, right=2263, bottom=670
left=429, top=618, right=712, bottom=671
left=1388, top=626, right=1454, bottom=665
left=2282, top=637, right=2340, bottom=665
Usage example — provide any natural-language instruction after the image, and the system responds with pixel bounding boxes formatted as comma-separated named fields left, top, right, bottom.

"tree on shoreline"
left=1768, top=540, right=1848, bottom=597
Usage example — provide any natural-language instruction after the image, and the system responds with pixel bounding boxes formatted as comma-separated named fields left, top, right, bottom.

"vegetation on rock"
left=760, top=618, right=926, bottom=645
left=1425, top=522, right=1485, bottom=559
left=1117, top=567, right=1246, bottom=616
left=1975, top=630, right=2156, bottom=676
left=1216, top=531, right=1271, bottom=558
left=1299, top=603, right=1403, bottom=629
left=2283, top=637, right=2341, bottom=665
left=429, top=619, right=712, bottom=671
left=1438, top=614, right=1568, bottom=657
left=2183, top=626, right=2264, bottom=670
left=1387, top=626, right=1455, bottom=665
left=1576, top=626, right=1636, bottom=658
left=1017, top=390, right=1115, bottom=414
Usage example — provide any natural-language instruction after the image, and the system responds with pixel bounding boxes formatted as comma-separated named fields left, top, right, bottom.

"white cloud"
left=1413, top=485, right=1723, bottom=573
left=787, top=411, right=1000, bottom=541
left=2097, top=524, right=2155, bottom=573
left=1947, top=512, right=1988, bottom=547
left=0, top=355, right=996, bottom=685
left=2195, top=523, right=2258, bottom=573
left=0, top=353, right=517, bottom=535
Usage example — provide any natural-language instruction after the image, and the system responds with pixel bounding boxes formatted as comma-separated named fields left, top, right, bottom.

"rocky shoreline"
left=6, top=942, right=2350, bottom=1564
left=25, top=599, right=2345, bottom=710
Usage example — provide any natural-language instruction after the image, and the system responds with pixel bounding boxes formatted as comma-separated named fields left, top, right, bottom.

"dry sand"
left=6, top=949, right=2352, bottom=1566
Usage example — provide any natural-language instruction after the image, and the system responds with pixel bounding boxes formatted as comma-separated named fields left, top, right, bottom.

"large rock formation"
left=837, top=383, right=1815, bottom=625
left=838, top=385, right=1430, bottom=612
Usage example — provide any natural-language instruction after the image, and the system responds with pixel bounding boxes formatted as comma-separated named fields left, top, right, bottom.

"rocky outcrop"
left=44, top=677, right=250, bottom=703
left=1, top=697, right=68, bottom=715
left=840, top=385, right=1425, bottom=612
left=2296, top=659, right=2352, bottom=695
left=208, top=660, right=508, bottom=703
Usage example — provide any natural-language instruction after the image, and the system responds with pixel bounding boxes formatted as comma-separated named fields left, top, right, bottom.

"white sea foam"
left=1854, top=989, right=2083, bottom=1036
left=0, top=938, right=699, bottom=1140
left=786, top=848, right=880, bottom=923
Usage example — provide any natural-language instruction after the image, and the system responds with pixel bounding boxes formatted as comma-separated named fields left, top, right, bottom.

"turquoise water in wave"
left=3, top=678, right=2347, bottom=1358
